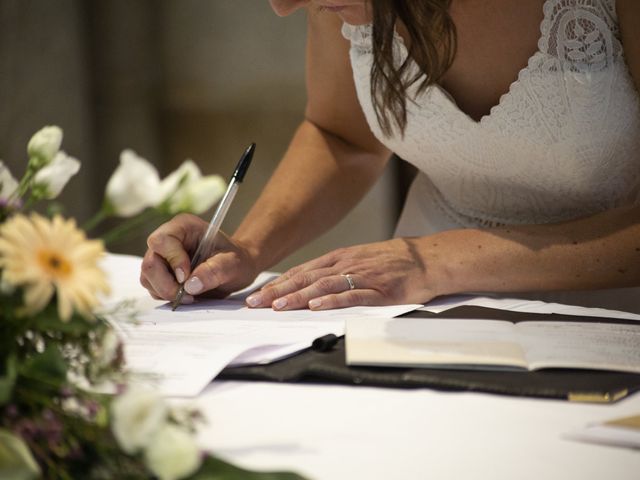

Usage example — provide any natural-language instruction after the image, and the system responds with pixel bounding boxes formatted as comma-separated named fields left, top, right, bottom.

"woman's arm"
left=249, top=3, right=640, bottom=310
left=232, top=11, right=389, bottom=273
left=140, top=9, right=389, bottom=301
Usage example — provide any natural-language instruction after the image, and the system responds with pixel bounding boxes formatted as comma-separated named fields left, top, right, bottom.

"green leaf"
left=0, top=429, right=41, bottom=480
left=32, top=304, right=94, bottom=336
left=0, top=356, right=17, bottom=406
left=19, top=345, right=67, bottom=386
left=190, top=456, right=308, bottom=480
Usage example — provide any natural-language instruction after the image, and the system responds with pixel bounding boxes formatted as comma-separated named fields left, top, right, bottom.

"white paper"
left=114, top=301, right=419, bottom=396
left=104, top=255, right=421, bottom=396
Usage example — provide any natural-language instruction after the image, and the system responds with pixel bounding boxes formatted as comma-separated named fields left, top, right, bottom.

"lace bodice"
left=343, top=0, right=640, bottom=235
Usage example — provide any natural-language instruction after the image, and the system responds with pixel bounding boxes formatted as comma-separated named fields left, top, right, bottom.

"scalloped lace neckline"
left=374, top=0, right=553, bottom=125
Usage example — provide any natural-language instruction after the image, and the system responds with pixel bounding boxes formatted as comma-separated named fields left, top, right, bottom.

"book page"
left=346, top=317, right=527, bottom=369
left=518, top=321, right=640, bottom=373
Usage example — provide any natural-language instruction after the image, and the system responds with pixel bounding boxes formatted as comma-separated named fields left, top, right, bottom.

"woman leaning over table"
left=140, top=0, right=640, bottom=313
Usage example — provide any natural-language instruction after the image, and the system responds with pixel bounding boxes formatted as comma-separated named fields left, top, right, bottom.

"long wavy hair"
left=370, top=0, right=456, bottom=136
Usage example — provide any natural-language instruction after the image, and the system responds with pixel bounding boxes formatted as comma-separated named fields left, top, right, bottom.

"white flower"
left=27, top=125, right=63, bottom=166
left=170, top=175, right=226, bottom=215
left=95, top=329, right=120, bottom=367
left=32, top=151, right=80, bottom=199
left=160, top=160, right=225, bottom=214
left=0, top=161, right=18, bottom=199
left=158, top=160, right=201, bottom=200
left=110, top=388, right=168, bottom=454
left=144, top=424, right=202, bottom=480
left=105, top=150, right=163, bottom=217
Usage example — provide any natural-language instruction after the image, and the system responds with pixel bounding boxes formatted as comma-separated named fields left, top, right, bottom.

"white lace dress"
left=342, top=0, right=640, bottom=312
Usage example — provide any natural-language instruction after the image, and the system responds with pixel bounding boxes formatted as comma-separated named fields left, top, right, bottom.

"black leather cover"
left=218, top=306, right=640, bottom=402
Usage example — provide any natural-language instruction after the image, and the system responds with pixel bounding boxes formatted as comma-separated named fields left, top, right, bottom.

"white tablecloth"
left=104, top=254, right=640, bottom=480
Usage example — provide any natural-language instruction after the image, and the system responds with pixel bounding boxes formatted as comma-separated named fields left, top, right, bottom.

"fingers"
left=247, top=269, right=341, bottom=309
left=146, top=213, right=206, bottom=282
left=308, top=289, right=386, bottom=310
left=140, top=250, right=194, bottom=304
left=246, top=270, right=386, bottom=311
left=141, top=214, right=206, bottom=303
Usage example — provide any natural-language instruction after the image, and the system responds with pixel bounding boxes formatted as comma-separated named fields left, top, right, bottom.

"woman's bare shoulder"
left=304, top=8, right=386, bottom=154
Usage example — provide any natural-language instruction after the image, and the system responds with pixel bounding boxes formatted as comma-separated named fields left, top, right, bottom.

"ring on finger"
left=341, top=273, right=356, bottom=290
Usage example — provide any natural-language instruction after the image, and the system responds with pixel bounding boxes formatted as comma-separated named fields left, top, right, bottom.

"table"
left=105, top=254, right=640, bottom=480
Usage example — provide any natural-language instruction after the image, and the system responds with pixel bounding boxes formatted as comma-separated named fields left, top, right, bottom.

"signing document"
left=103, top=255, right=420, bottom=396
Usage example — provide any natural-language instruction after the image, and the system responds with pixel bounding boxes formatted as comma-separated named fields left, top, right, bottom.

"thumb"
left=183, top=250, right=247, bottom=297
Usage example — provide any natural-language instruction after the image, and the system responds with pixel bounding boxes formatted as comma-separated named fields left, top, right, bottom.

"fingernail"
left=185, top=276, right=203, bottom=295
left=246, top=293, right=262, bottom=307
left=308, top=298, right=322, bottom=309
left=272, top=297, right=288, bottom=310
left=175, top=268, right=185, bottom=284
left=181, top=294, right=194, bottom=304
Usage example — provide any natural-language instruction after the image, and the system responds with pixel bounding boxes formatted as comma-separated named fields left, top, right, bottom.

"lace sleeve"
left=539, top=0, right=622, bottom=72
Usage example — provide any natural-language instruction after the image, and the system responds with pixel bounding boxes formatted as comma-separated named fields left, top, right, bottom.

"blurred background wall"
left=0, top=0, right=407, bottom=272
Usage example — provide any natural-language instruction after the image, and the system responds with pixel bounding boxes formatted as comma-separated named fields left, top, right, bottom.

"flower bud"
left=0, top=161, right=18, bottom=199
left=27, top=125, right=63, bottom=167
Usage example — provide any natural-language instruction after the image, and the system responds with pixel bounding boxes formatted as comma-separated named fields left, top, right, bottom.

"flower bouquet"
left=0, top=127, right=306, bottom=480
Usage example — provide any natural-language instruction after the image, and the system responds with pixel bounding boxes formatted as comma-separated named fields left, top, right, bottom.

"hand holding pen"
left=171, top=143, right=255, bottom=310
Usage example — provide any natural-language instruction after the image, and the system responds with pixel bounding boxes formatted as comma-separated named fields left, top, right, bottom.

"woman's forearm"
left=232, top=119, right=390, bottom=272
left=424, top=204, right=640, bottom=296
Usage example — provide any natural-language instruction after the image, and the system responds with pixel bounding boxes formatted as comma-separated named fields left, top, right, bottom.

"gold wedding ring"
left=341, top=274, right=356, bottom=290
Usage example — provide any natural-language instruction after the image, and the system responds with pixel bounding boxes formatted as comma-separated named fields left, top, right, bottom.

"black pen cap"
left=231, top=142, right=256, bottom=183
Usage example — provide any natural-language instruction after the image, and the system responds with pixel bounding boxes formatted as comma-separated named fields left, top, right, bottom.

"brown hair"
left=370, top=0, right=456, bottom=136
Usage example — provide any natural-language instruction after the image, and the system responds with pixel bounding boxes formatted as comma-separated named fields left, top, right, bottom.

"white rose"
left=32, top=151, right=80, bottom=199
left=171, top=175, right=225, bottom=215
left=160, top=160, right=225, bottom=214
left=158, top=160, right=201, bottom=200
left=27, top=125, right=63, bottom=166
left=144, top=424, right=202, bottom=480
left=0, top=161, right=18, bottom=199
left=110, top=388, right=168, bottom=454
left=105, top=150, right=162, bottom=217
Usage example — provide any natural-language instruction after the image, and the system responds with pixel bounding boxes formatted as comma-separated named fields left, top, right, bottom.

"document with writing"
left=101, top=255, right=421, bottom=396
left=108, top=276, right=420, bottom=395
left=346, top=316, right=640, bottom=373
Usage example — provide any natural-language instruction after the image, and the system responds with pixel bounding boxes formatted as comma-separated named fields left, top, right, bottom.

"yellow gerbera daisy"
left=0, top=213, right=110, bottom=321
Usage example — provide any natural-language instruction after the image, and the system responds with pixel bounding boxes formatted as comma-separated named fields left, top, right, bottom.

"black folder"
left=218, top=306, right=640, bottom=403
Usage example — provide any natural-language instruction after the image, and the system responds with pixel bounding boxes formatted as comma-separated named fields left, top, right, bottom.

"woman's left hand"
left=245, top=238, right=438, bottom=310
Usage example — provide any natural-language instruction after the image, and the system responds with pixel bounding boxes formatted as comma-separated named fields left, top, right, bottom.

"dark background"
left=0, top=0, right=410, bottom=270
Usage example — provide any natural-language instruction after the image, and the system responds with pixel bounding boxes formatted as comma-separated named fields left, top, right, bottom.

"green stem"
left=20, top=194, right=38, bottom=212
left=11, top=166, right=36, bottom=202
left=100, top=208, right=165, bottom=247
left=82, top=207, right=110, bottom=233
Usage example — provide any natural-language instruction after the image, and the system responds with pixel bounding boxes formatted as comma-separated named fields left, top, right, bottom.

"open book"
left=346, top=310, right=640, bottom=373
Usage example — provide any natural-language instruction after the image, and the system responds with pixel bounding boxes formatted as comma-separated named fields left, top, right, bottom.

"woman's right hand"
left=140, top=213, right=260, bottom=304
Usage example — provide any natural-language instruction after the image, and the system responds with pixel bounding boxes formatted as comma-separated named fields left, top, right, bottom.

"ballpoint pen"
left=171, top=142, right=256, bottom=310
